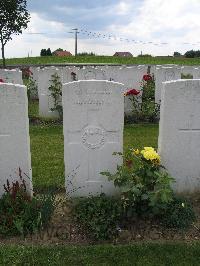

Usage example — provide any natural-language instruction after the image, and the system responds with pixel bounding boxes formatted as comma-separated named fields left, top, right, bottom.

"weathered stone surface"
left=158, top=79, right=200, bottom=193
left=155, top=67, right=181, bottom=103
left=62, top=80, right=124, bottom=197
left=193, top=68, right=200, bottom=79
left=0, top=69, right=23, bottom=85
left=0, top=83, right=32, bottom=197
left=77, top=66, right=107, bottom=80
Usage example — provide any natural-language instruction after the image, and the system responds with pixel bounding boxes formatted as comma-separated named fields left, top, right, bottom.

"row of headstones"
left=0, top=78, right=200, bottom=198
left=31, top=65, right=200, bottom=118
left=34, top=65, right=147, bottom=118
left=1, top=65, right=200, bottom=118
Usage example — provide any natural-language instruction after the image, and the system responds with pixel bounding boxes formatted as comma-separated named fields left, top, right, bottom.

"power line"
left=23, top=28, right=200, bottom=47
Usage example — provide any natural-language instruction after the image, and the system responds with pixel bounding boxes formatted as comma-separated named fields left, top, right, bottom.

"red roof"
left=53, top=51, right=72, bottom=57
left=113, top=52, right=133, bottom=57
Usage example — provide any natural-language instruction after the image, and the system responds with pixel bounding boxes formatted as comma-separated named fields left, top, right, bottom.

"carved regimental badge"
left=82, top=126, right=105, bottom=149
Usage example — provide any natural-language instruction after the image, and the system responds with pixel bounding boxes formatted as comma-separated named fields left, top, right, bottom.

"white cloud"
left=107, top=0, right=200, bottom=55
left=2, top=0, right=200, bottom=58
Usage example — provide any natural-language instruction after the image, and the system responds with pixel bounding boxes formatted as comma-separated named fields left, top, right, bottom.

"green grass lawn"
left=0, top=242, right=199, bottom=265
left=2, top=55, right=200, bottom=66
left=27, top=97, right=158, bottom=190
left=30, top=123, right=158, bottom=191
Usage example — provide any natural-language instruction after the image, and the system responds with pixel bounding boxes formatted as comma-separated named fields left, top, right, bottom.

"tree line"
left=174, top=50, right=200, bottom=58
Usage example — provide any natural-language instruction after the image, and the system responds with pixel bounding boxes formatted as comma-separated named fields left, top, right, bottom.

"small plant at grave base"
left=26, top=73, right=38, bottom=100
left=48, top=73, right=63, bottom=120
left=161, top=196, right=196, bottom=230
left=0, top=168, right=56, bottom=237
left=73, top=194, right=123, bottom=241
left=101, top=147, right=175, bottom=218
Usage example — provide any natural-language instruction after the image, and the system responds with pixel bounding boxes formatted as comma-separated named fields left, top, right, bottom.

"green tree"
left=40, top=49, right=47, bottom=56
left=46, top=48, right=52, bottom=56
left=0, top=0, right=30, bottom=68
left=173, top=52, right=181, bottom=57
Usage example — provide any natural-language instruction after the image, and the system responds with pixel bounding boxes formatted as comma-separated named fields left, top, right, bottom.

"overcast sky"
left=2, top=0, right=200, bottom=58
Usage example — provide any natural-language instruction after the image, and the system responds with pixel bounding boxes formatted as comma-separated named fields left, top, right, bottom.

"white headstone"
left=193, top=68, right=200, bottom=79
left=0, top=69, right=23, bottom=85
left=62, top=80, right=125, bottom=197
left=77, top=66, right=106, bottom=80
left=38, top=67, right=62, bottom=118
left=181, top=66, right=194, bottom=77
left=0, top=83, right=32, bottom=197
left=155, top=67, right=181, bottom=104
left=158, top=79, right=200, bottom=193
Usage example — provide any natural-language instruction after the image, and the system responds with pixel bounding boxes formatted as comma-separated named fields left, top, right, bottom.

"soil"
left=0, top=193, right=199, bottom=246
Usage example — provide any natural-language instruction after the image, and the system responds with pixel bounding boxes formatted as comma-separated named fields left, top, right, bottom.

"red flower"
left=143, top=74, right=152, bottom=81
left=0, top=78, right=4, bottom=83
left=125, top=160, right=133, bottom=168
left=124, top=88, right=140, bottom=96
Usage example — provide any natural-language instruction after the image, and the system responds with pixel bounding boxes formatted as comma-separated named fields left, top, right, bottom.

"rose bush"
left=101, top=147, right=175, bottom=217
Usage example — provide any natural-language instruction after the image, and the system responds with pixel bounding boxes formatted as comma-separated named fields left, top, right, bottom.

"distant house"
left=53, top=50, right=72, bottom=57
left=113, top=52, right=133, bottom=57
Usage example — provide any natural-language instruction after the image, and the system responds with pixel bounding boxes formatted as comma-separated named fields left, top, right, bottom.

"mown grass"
left=28, top=100, right=39, bottom=118
left=0, top=242, right=200, bottom=265
left=27, top=98, right=158, bottom=190
left=30, top=123, right=158, bottom=191
left=2, top=55, right=200, bottom=66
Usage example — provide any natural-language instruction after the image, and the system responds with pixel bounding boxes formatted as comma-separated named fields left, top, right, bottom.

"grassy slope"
left=0, top=243, right=200, bottom=265
left=1, top=55, right=200, bottom=66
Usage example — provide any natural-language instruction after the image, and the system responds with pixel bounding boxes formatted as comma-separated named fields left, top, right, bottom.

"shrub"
left=125, top=74, right=160, bottom=123
left=101, top=147, right=174, bottom=218
left=48, top=73, right=63, bottom=119
left=73, top=194, right=123, bottom=240
left=0, top=169, right=55, bottom=237
left=161, top=196, right=196, bottom=230
left=27, top=73, right=38, bottom=100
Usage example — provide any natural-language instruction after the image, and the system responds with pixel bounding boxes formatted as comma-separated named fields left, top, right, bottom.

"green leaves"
left=48, top=73, right=63, bottom=120
left=73, top=194, right=122, bottom=240
left=0, top=0, right=30, bottom=66
left=101, top=148, right=175, bottom=218
left=0, top=179, right=55, bottom=237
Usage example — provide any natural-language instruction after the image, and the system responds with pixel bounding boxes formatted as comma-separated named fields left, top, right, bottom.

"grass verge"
left=0, top=242, right=199, bottom=265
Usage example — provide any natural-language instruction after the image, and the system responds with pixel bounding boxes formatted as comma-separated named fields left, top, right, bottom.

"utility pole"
left=71, top=28, right=79, bottom=56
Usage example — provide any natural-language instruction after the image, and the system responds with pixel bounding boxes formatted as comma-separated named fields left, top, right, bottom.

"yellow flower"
left=141, top=147, right=160, bottom=164
left=182, top=203, right=185, bottom=208
left=133, top=149, right=140, bottom=155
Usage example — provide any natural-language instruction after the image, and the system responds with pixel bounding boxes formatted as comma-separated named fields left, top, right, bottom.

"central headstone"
left=62, top=80, right=124, bottom=197
left=158, top=79, right=200, bottom=193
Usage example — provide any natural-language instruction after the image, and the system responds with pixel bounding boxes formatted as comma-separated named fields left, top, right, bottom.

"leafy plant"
left=48, top=73, right=63, bottom=119
left=27, top=73, right=38, bottom=100
left=161, top=196, right=196, bottom=230
left=0, top=168, right=55, bottom=237
left=125, top=74, right=160, bottom=123
left=101, top=147, right=174, bottom=218
left=73, top=194, right=123, bottom=240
